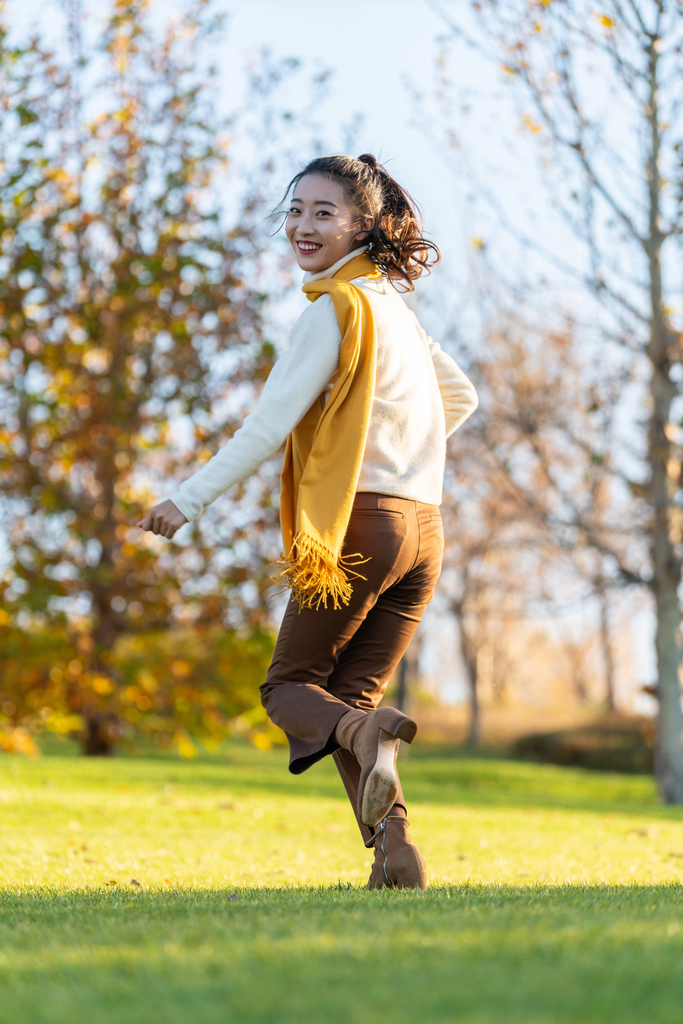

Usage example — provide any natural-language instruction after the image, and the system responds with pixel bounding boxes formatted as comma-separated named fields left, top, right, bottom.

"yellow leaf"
left=0, top=726, right=39, bottom=757
left=137, top=669, right=158, bottom=693
left=252, top=732, right=272, bottom=752
left=469, top=236, right=485, bottom=250
left=522, top=114, right=542, bottom=134
left=176, top=732, right=197, bottom=759
left=91, top=675, right=115, bottom=695
left=44, top=711, right=84, bottom=735
left=598, top=14, right=614, bottom=27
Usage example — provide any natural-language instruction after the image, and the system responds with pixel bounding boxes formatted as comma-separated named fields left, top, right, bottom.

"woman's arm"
left=409, top=312, right=478, bottom=436
left=427, top=338, right=479, bottom=436
left=137, top=296, right=342, bottom=537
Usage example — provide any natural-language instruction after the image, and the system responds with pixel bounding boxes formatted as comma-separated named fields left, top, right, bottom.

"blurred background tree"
left=432, top=0, right=683, bottom=800
left=438, top=310, right=647, bottom=746
left=0, top=0, right=297, bottom=755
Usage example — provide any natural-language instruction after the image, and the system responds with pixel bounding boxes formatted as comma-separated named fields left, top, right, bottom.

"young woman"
left=138, top=154, right=478, bottom=889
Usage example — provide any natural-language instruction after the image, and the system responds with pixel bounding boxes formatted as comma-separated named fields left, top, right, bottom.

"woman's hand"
left=137, top=499, right=187, bottom=539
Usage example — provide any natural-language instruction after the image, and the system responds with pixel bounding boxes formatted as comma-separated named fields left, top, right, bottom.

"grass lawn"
left=2, top=741, right=683, bottom=1022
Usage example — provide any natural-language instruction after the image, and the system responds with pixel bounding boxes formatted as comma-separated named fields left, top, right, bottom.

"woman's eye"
left=288, top=207, right=300, bottom=215
left=316, top=210, right=331, bottom=217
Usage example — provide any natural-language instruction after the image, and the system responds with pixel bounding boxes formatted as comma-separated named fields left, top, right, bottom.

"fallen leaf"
left=130, top=878, right=141, bottom=886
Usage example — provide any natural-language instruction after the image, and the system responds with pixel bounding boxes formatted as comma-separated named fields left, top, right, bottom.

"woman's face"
left=285, top=174, right=374, bottom=273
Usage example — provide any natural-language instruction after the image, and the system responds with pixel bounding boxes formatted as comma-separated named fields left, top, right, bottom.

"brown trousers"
left=260, top=492, right=444, bottom=842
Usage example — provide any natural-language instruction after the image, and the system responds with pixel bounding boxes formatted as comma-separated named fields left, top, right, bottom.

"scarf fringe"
left=278, top=532, right=369, bottom=611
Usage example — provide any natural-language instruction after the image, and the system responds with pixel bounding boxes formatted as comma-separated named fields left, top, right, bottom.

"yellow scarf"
left=279, top=252, right=382, bottom=610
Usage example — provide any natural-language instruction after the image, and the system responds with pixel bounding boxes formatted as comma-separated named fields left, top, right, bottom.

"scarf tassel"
left=279, top=532, right=369, bottom=611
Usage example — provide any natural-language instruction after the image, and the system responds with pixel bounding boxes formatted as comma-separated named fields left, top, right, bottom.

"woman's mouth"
left=297, top=241, right=323, bottom=254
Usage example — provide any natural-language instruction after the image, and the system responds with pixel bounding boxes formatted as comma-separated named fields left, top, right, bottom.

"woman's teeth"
left=298, top=242, right=322, bottom=251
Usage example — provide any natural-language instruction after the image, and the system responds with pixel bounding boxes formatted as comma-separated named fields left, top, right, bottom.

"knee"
left=259, top=677, right=273, bottom=710
left=259, top=666, right=281, bottom=712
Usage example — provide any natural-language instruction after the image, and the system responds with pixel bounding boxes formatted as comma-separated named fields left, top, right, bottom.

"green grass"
left=3, top=742, right=683, bottom=1022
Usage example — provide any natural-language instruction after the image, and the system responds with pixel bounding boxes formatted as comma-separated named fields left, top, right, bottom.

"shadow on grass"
left=2, top=884, right=683, bottom=1024
left=20, top=738, right=683, bottom=822
left=4, top=879, right=683, bottom=909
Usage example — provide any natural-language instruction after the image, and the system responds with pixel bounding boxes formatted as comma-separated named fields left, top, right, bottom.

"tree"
left=433, top=0, right=683, bottom=799
left=440, top=482, right=524, bottom=747
left=0, top=1, right=293, bottom=754
left=439, top=311, right=645, bottom=741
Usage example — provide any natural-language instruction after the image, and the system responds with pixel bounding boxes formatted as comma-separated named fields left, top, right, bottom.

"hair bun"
left=358, top=153, right=379, bottom=172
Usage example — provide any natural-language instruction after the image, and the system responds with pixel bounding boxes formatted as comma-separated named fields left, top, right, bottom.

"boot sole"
left=358, top=709, right=418, bottom=828
left=360, top=729, right=403, bottom=826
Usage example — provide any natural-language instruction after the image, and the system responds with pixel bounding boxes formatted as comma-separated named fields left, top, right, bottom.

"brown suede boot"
left=335, top=707, right=417, bottom=827
left=367, top=816, right=427, bottom=890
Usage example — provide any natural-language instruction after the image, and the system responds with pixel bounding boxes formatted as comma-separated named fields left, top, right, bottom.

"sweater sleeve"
left=167, top=296, right=342, bottom=522
left=428, top=338, right=479, bottom=437
left=409, top=312, right=478, bottom=437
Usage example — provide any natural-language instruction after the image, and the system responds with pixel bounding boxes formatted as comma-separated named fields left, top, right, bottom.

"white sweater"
left=169, top=248, right=478, bottom=522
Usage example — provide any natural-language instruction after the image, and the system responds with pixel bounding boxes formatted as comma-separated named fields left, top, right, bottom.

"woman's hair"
left=281, top=154, right=440, bottom=291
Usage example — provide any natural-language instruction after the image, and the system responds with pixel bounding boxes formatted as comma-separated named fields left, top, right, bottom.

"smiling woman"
left=285, top=174, right=374, bottom=273
left=139, top=152, right=478, bottom=890
left=283, top=153, right=440, bottom=289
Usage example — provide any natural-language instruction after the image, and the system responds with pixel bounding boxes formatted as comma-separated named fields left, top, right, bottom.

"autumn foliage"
left=0, top=1, right=283, bottom=755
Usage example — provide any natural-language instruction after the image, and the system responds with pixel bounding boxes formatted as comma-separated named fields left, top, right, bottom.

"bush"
left=0, top=624, right=278, bottom=756
left=512, top=715, right=655, bottom=774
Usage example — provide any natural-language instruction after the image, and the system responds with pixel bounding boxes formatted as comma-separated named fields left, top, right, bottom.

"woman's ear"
left=354, top=216, right=375, bottom=242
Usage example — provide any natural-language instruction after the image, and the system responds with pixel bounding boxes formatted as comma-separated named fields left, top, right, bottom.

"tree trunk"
left=82, top=711, right=119, bottom=757
left=396, top=638, right=419, bottom=714
left=466, top=660, right=480, bottom=749
left=653, top=580, right=683, bottom=801
left=644, top=36, right=683, bottom=802
left=84, top=591, right=120, bottom=757
left=463, top=631, right=480, bottom=748
left=396, top=656, right=408, bottom=713
left=650, top=355, right=683, bottom=801
left=451, top=604, right=480, bottom=747
left=597, top=585, right=616, bottom=712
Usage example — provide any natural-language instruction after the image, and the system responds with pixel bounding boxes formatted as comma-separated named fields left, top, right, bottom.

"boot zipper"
left=379, top=818, right=391, bottom=886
